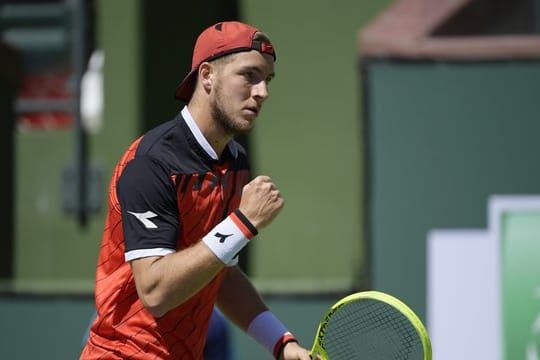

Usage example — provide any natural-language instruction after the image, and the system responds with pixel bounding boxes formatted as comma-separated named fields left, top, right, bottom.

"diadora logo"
left=214, top=232, right=232, bottom=243
left=128, top=211, right=158, bottom=229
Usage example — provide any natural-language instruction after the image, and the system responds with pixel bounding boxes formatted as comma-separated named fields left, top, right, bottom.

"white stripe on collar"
left=181, top=106, right=237, bottom=160
left=181, top=106, right=218, bottom=160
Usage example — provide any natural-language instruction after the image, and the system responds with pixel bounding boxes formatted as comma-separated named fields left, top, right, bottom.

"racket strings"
left=321, top=300, right=423, bottom=359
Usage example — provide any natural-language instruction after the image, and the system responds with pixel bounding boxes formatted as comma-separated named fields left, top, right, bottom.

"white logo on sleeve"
left=128, top=211, right=158, bottom=229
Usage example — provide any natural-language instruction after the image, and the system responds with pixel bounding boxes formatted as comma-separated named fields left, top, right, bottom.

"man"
left=80, top=21, right=312, bottom=359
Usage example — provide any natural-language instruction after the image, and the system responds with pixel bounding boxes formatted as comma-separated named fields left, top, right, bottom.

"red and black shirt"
left=81, top=107, right=250, bottom=359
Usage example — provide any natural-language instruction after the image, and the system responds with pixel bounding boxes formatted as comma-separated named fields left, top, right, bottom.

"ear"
left=198, top=62, right=214, bottom=93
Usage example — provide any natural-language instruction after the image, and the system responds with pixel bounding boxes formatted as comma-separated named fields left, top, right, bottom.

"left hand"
left=279, top=341, right=316, bottom=360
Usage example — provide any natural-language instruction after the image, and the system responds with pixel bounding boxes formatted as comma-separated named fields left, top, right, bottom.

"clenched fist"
left=238, top=175, right=284, bottom=230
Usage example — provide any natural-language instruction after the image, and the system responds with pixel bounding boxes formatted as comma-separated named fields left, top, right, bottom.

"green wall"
left=0, top=295, right=95, bottom=359
left=9, top=0, right=141, bottom=293
left=365, top=61, right=540, bottom=320
left=242, top=0, right=391, bottom=292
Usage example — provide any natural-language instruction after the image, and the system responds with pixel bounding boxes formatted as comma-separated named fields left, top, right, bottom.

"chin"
left=232, top=122, right=254, bottom=135
left=236, top=117, right=255, bottom=128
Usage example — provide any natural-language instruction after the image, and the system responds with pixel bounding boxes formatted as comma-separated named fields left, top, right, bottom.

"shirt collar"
left=181, top=106, right=238, bottom=160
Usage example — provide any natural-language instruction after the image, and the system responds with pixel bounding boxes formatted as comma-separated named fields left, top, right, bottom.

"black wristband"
left=234, top=209, right=258, bottom=236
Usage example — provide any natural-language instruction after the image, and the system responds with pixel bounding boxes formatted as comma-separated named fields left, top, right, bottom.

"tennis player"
left=80, top=21, right=311, bottom=359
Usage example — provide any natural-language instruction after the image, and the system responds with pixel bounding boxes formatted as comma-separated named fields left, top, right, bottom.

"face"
left=209, top=50, right=275, bottom=136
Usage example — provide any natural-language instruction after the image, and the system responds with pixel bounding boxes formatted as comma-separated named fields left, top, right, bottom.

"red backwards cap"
left=174, top=21, right=276, bottom=102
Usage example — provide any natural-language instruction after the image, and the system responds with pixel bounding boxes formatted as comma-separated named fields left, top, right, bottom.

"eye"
left=242, top=71, right=257, bottom=82
left=240, top=69, right=273, bottom=85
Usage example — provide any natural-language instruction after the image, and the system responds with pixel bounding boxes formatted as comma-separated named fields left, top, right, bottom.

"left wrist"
left=247, top=310, right=295, bottom=358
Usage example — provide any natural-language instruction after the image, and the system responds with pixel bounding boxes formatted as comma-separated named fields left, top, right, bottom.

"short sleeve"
left=116, top=156, right=179, bottom=260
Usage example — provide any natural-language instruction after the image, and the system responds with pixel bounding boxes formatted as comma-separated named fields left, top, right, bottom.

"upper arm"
left=117, top=157, right=179, bottom=260
left=129, top=255, right=172, bottom=317
left=130, top=256, right=161, bottom=293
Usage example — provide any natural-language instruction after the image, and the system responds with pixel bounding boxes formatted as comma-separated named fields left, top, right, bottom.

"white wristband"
left=247, top=310, right=296, bottom=358
left=226, top=254, right=239, bottom=267
left=202, top=209, right=257, bottom=264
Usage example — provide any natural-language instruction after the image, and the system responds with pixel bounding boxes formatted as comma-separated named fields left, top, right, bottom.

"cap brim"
left=174, top=69, right=197, bottom=101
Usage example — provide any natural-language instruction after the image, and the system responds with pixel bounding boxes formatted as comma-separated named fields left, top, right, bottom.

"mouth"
left=243, top=106, right=259, bottom=117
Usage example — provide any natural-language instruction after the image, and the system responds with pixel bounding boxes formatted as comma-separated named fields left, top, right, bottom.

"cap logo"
left=260, top=43, right=274, bottom=54
left=251, top=40, right=275, bottom=59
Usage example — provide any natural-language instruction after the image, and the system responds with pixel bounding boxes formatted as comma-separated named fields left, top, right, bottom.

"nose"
left=252, top=80, right=269, bottom=102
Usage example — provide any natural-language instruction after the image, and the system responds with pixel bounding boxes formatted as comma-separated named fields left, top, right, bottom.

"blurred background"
left=1, top=0, right=540, bottom=358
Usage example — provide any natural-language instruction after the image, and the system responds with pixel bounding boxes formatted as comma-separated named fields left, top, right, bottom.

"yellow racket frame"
left=310, top=291, right=432, bottom=360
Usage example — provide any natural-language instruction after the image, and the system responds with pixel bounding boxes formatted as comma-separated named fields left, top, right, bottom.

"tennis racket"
left=310, top=291, right=431, bottom=360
